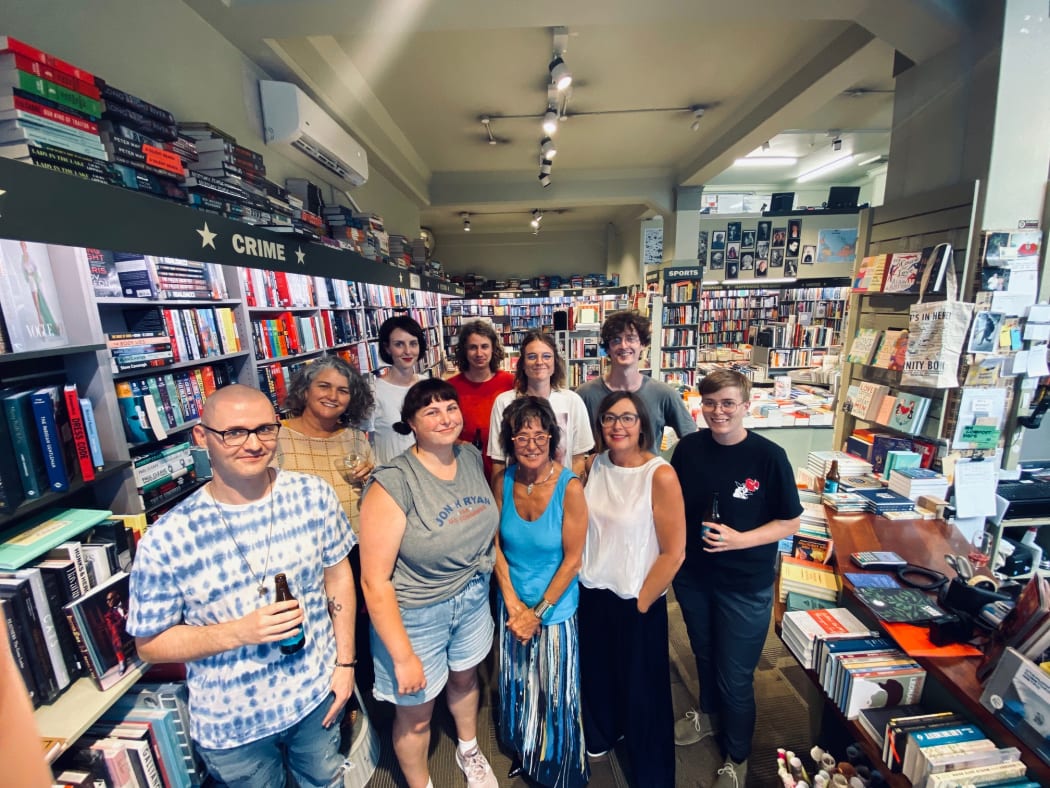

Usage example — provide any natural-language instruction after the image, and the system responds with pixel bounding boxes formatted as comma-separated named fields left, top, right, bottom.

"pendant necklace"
left=525, top=462, right=555, bottom=495
left=212, top=468, right=276, bottom=598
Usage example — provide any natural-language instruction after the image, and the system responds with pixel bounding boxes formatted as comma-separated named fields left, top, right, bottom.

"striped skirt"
left=496, top=595, right=589, bottom=788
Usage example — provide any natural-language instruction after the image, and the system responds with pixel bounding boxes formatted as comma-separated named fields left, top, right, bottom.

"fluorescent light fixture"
left=538, top=173, right=552, bottom=187
left=542, top=107, right=559, bottom=134
left=549, top=56, right=572, bottom=90
left=858, top=154, right=885, bottom=166
left=797, top=154, right=856, bottom=183
left=540, top=137, right=557, bottom=159
left=733, top=156, right=798, bottom=167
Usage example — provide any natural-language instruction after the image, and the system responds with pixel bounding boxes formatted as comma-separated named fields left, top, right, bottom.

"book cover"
left=0, top=393, right=26, bottom=511
left=792, top=534, right=834, bottom=564
left=854, top=382, right=890, bottom=421
left=0, top=594, right=39, bottom=706
left=1, top=388, right=49, bottom=498
left=30, top=385, right=73, bottom=491
left=0, top=567, right=71, bottom=690
left=102, top=701, right=190, bottom=788
left=857, top=704, right=926, bottom=750
left=882, top=252, right=925, bottom=294
left=0, top=576, right=60, bottom=702
left=889, top=392, right=931, bottom=434
left=0, top=239, right=69, bottom=353
left=63, top=571, right=139, bottom=691
left=853, top=255, right=889, bottom=292
left=79, top=397, right=105, bottom=471
left=0, top=507, right=112, bottom=570
left=84, top=248, right=122, bottom=297
left=854, top=587, right=946, bottom=623
left=980, top=646, right=1050, bottom=765
left=843, top=664, right=926, bottom=719
left=871, top=329, right=908, bottom=369
left=846, top=328, right=881, bottom=365
left=902, top=723, right=986, bottom=782
left=870, top=434, right=915, bottom=476
left=62, top=383, right=95, bottom=483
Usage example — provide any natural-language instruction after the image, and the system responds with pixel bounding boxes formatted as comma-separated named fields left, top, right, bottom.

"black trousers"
left=578, top=586, right=675, bottom=788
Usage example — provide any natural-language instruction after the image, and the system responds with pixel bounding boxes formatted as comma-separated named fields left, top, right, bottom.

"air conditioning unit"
left=258, top=80, right=368, bottom=186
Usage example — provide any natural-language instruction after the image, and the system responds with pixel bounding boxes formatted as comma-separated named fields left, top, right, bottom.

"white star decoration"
left=295, top=247, right=306, bottom=265
left=197, top=222, right=217, bottom=249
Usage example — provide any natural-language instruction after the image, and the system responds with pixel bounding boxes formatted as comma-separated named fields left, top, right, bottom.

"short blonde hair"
left=698, top=369, right=751, bottom=402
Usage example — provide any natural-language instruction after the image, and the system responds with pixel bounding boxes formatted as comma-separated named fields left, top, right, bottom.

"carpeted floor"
left=359, top=591, right=818, bottom=787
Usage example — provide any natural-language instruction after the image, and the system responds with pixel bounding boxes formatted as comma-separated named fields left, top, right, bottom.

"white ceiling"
left=183, top=0, right=976, bottom=236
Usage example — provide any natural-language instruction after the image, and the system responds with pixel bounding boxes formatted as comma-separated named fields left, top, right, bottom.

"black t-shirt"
left=670, top=429, right=803, bottom=591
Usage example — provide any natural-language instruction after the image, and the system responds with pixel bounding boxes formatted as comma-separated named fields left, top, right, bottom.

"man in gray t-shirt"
left=577, top=311, right=697, bottom=449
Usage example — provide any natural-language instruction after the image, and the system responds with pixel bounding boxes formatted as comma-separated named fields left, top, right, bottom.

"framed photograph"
left=772, top=227, right=787, bottom=247
left=785, top=258, right=799, bottom=277
left=711, top=231, right=726, bottom=250
left=726, top=242, right=740, bottom=261
left=755, top=258, right=769, bottom=277
left=771, top=249, right=784, bottom=268
left=757, top=221, right=771, bottom=242
left=816, top=228, right=859, bottom=264
left=968, top=311, right=1005, bottom=353
left=788, top=219, right=802, bottom=242
left=727, top=221, right=742, bottom=243
left=643, top=227, right=663, bottom=265
left=740, top=250, right=756, bottom=271
left=786, top=237, right=801, bottom=257
left=741, top=230, right=756, bottom=249
left=756, top=241, right=770, bottom=260
left=981, top=267, right=1010, bottom=291
left=801, top=245, right=817, bottom=265
left=697, top=230, right=709, bottom=261
left=710, top=250, right=725, bottom=270
left=726, top=259, right=739, bottom=280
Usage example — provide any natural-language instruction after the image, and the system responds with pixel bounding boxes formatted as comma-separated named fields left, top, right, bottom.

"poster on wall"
left=756, top=241, right=770, bottom=260
left=726, top=242, right=740, bottom=263
left=710, top=250, right=725, bottom=270
left=771, top=249, right=784, bottom=268
left=711, top=230, right=726, bottom=250
left=816, top=228, right=858, bottom=264
left=725, top=259, right=739, bottom=279
left=741, top=230, right=756, bottom=249
left=726, top=221, right=742, bottom=243
left=756, top=258, right=769, bottom=277
left=697, top=230, right=709, bottom=264
left=801, top=245, right=816, bottom=265
left=740, top=249, right=756, bottom=271
left=757, top=221, right=771, bottom=242
left=643, top=227, right=663, bottom=265
left=772, top=227, right=787, bottom=247
left=785, top=258, right=799, bottom=277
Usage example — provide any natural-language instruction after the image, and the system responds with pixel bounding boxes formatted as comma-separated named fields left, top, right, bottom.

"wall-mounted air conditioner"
left=258, top=80, right=368, bottom=186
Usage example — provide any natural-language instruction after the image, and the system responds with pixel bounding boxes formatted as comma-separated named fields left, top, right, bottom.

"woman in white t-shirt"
left=488, top=331, right=594, bottom=480
left=368, top=315, right=428, bottom=464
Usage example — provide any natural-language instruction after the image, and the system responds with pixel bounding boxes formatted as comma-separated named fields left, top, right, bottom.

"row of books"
left=822, top=487, right=918, bottom=516
left=853, top=246, right=951, bottom=295
left=755, top=319, right=834, bottom=350
left=845, top=429, right=938, bottom=476
left=778, top=552, right=839, bottom=611
left=132, top=441, right=201, bottom=514
left=661, top=328, right=697, bottom=347
left=250, top=312, right=326, bottom=361
left=566, top=337, right=600, bottom=359
left=0, top=382, right=105, bottom=508
left=845, top=327, right=908, bottom=369
left=857, top=705, right=1027, bottom=785
left=843, top=381, right=932, bottom=436
left=89, top=251, right=228, bottom=302
left=114, top=361, right=236, bottom=445
left=112, top=304, right=242, bottom=370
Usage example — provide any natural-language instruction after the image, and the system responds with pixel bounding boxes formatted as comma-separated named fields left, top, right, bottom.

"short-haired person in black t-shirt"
left=669, top=369, right=802, bottom=788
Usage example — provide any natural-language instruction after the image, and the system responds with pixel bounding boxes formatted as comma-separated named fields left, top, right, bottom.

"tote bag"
left=900, top=243, right=974, bottom=389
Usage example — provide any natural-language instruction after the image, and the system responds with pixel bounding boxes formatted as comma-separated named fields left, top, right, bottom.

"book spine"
left=0, top=595, right=38, bottom=706
left=63, top=606, right=107, bottom=689
left=37, top=566, right=85, bottom=677
left=13, top=569, right=71, bottom=689
left=30, top=388, right=70, bottom=491
left=0, top=581, right=59, bottom=702
left=3, top=394, right=44, bottom=498
left=0, top=36, right=96, bottom=83
left=63, top=385, right=95, bottom=483
left=8, top=69, right=102, bottom=116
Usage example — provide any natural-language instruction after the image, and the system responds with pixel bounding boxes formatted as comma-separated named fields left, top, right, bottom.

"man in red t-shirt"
left=447, top=320, right=515, bottom=478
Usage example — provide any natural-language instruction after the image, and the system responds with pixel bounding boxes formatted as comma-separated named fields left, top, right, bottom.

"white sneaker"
left=714, top=757, right=747, bottom=788
left=674, top=708, right=720, bottom=746
left=455, top=746, right=498, bottom=788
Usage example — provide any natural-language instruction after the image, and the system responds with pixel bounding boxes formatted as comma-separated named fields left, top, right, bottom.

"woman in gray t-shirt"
left=360, top=378, right=500, bottom=788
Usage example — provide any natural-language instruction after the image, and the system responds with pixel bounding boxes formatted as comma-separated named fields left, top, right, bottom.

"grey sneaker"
left=714, top=757, right=748, bottom=788
left=455, top=746, right=498, bottom=788
left=674, top=708, right=720, bottom=746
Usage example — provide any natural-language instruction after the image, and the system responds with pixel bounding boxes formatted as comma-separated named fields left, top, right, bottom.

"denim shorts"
left=371, top=572, right=494, bottom=705
left=196, top=693, right=343, bottom=788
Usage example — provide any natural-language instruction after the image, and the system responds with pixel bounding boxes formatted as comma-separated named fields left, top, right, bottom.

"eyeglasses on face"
left=512, top=433, right=550, bottom=448
left=201, top=423, right=281, bottom=446
left=701, top=400, right=743, bottom=412
left=608, top=334, right=641, bottom=346
left=600, top=412, right=640, bottom=427
left=524, top=352, right=555, bottom=362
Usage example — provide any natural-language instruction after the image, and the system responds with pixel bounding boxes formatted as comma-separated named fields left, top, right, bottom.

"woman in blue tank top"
left=491, top=396, right=589, bottom=787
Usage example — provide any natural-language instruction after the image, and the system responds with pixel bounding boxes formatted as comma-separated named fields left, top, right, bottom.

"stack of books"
left=978, top=576, right=1050, bottom=680
left=839, top=474, right=884, bottom=492
left=888, top=468, right=950, bottom=501
left=818, top=635, right=927, bottom=720
left=780, top=607, right=873, bottom=670
left=797, top=490, right=830, bottom=538
left=778, top=554, right=839, bottom=610
left=854, top=487, right=917, bottom=516
left=821, top=491, right=870, bottom=513
left=807, top=450, right=873, bottom=479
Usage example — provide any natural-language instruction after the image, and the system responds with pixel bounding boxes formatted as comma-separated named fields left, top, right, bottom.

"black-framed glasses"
left=201, top=423, right=281, bottom=446
left=600, top=412, right=640, bottom=427
left=512, top=433, right=550, bottom=448
left=701, top=400, right=743, bottom=413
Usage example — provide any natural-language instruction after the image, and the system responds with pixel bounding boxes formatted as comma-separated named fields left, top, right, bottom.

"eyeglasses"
left=201, top=423, right=281, bottom=446
left=524, top=352, right=555, bottom=362
left=512, top=433, right=550, bottom=448
left=600, top=412, right=640, bottom=427
left=701, top=400, right=743, bottom=412
left=608, top=334, right=641, bottom=346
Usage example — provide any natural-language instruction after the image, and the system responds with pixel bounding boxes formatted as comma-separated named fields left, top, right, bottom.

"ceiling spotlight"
left=480, top=115, right=498, bottom=146
left=542, top=107, right=559, bottom=135
left=539, top=173, right=552, bottom=187
left=530, top=209, right=543, bottom=229
left=549, top=56, right=572, bottom=91
left=689, top=106, right=706, bottom=131
left=540, top=137, right=557, bottom=159
left=461, top=212, right=471, bottom=232
left=832, top=137, right=843, bottom=152
left=539, top=158, right=553, bottom=175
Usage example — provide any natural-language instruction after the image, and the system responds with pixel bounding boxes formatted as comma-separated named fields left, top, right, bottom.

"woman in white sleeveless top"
left=579, top=391, right=686, bottom=788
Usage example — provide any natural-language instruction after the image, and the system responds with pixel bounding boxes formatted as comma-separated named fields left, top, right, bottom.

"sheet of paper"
left=952, top=387, right=1007, bottom=449
left=1024, top=322, right=1050, bottom=341
left=953, top=459, right=999, bottom=518
left=991, top=291, right=1036, bottom=316
left=1010, top=350, right=1029, bottom=375
left=1026, top=303, right=1050, bottom=322
left=1027, top=344, right=1049, bottom=376
left=1005, top=258, right=1039, bottom=294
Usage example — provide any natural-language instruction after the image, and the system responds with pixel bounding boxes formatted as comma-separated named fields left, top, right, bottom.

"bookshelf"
left=660, top=267, right=703, bottom=388
left=777, top=282, right=851, bottom=345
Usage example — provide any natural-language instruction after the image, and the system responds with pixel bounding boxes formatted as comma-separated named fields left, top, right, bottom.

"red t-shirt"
left=448, top=371, right=515, bottom=477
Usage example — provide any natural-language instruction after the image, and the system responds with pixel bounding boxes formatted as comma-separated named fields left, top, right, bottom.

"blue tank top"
left=500, top=466, right=579, bottom=624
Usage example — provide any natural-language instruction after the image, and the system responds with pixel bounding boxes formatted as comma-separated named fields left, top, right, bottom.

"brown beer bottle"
left=823, top=460, right=840, bottom=494
left=703, top=492, right=722, bottom=539
left=274, top=573, right=305, bottom=655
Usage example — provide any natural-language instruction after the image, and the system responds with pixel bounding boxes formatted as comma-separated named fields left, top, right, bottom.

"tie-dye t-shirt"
left=127, top=470, right=354, bottom=749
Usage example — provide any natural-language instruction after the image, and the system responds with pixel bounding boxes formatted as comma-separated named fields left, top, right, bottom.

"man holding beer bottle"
left=669, top=369, right=802, bottom=788
left=128, top=384, right=357, bottom=788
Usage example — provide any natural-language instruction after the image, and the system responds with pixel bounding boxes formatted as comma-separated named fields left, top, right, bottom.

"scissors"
left=945, top=553, right=975, bottom=581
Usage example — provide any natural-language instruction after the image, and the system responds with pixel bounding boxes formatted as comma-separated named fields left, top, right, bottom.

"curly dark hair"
left=514, top=331, right=566, bottom=392
left=600, top=311, right=651, bottom=352
left=393, top=378, right=460, bottom=436
left=454, top=320, right=505, bottom=374
left=378, top=314, right=427, bottom=365
left=283, top=356, right=374, bottom=426
left=498, top=396, right=560, bottom=462
left=593, top=391, right=654, bottom=453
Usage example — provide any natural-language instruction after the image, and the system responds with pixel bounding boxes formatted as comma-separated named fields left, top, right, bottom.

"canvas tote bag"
left=900, top=243, right=974, bottom=388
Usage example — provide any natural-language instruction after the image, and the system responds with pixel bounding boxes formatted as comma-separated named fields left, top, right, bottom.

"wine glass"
left=339, top=432, right=373, bottom=488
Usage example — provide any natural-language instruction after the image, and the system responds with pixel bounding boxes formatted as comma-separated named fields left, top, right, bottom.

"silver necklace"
left=212, top=469, right=276, bottom=598
left=523, top=462, right=555, bottom=495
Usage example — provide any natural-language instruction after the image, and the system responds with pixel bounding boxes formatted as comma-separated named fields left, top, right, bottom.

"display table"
left=807, top=512, right=1050, bottom=785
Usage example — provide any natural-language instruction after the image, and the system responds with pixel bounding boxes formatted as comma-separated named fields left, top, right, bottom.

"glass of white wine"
left=339, top=432, right=374, bottom=489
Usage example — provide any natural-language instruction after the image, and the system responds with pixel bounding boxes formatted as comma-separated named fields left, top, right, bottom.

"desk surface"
left=826, top=512, right=1050, bottom=785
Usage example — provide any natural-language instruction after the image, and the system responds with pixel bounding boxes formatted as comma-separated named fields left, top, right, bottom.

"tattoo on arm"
left=327, top=596, right=343, bottom=616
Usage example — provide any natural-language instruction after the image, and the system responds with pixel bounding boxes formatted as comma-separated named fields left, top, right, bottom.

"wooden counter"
left=824, top=511, right=1050, bottom=785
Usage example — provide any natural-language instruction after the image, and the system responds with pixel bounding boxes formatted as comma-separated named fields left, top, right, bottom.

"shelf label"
left=409, top=273, right=421, bottom=289
left=582, top=288, right=597, bottom=297
left=550, top=289, right=564, bottom=297
left=960, top=425, right=1000, bottom=449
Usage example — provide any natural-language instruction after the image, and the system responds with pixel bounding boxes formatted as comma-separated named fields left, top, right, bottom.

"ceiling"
left=182, top=0, right=976, bottom=238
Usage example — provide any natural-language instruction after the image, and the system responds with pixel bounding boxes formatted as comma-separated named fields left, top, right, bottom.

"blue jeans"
left=196, top=694, right=344, bottom=788
left=672, top=572, right=773, bottom=762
